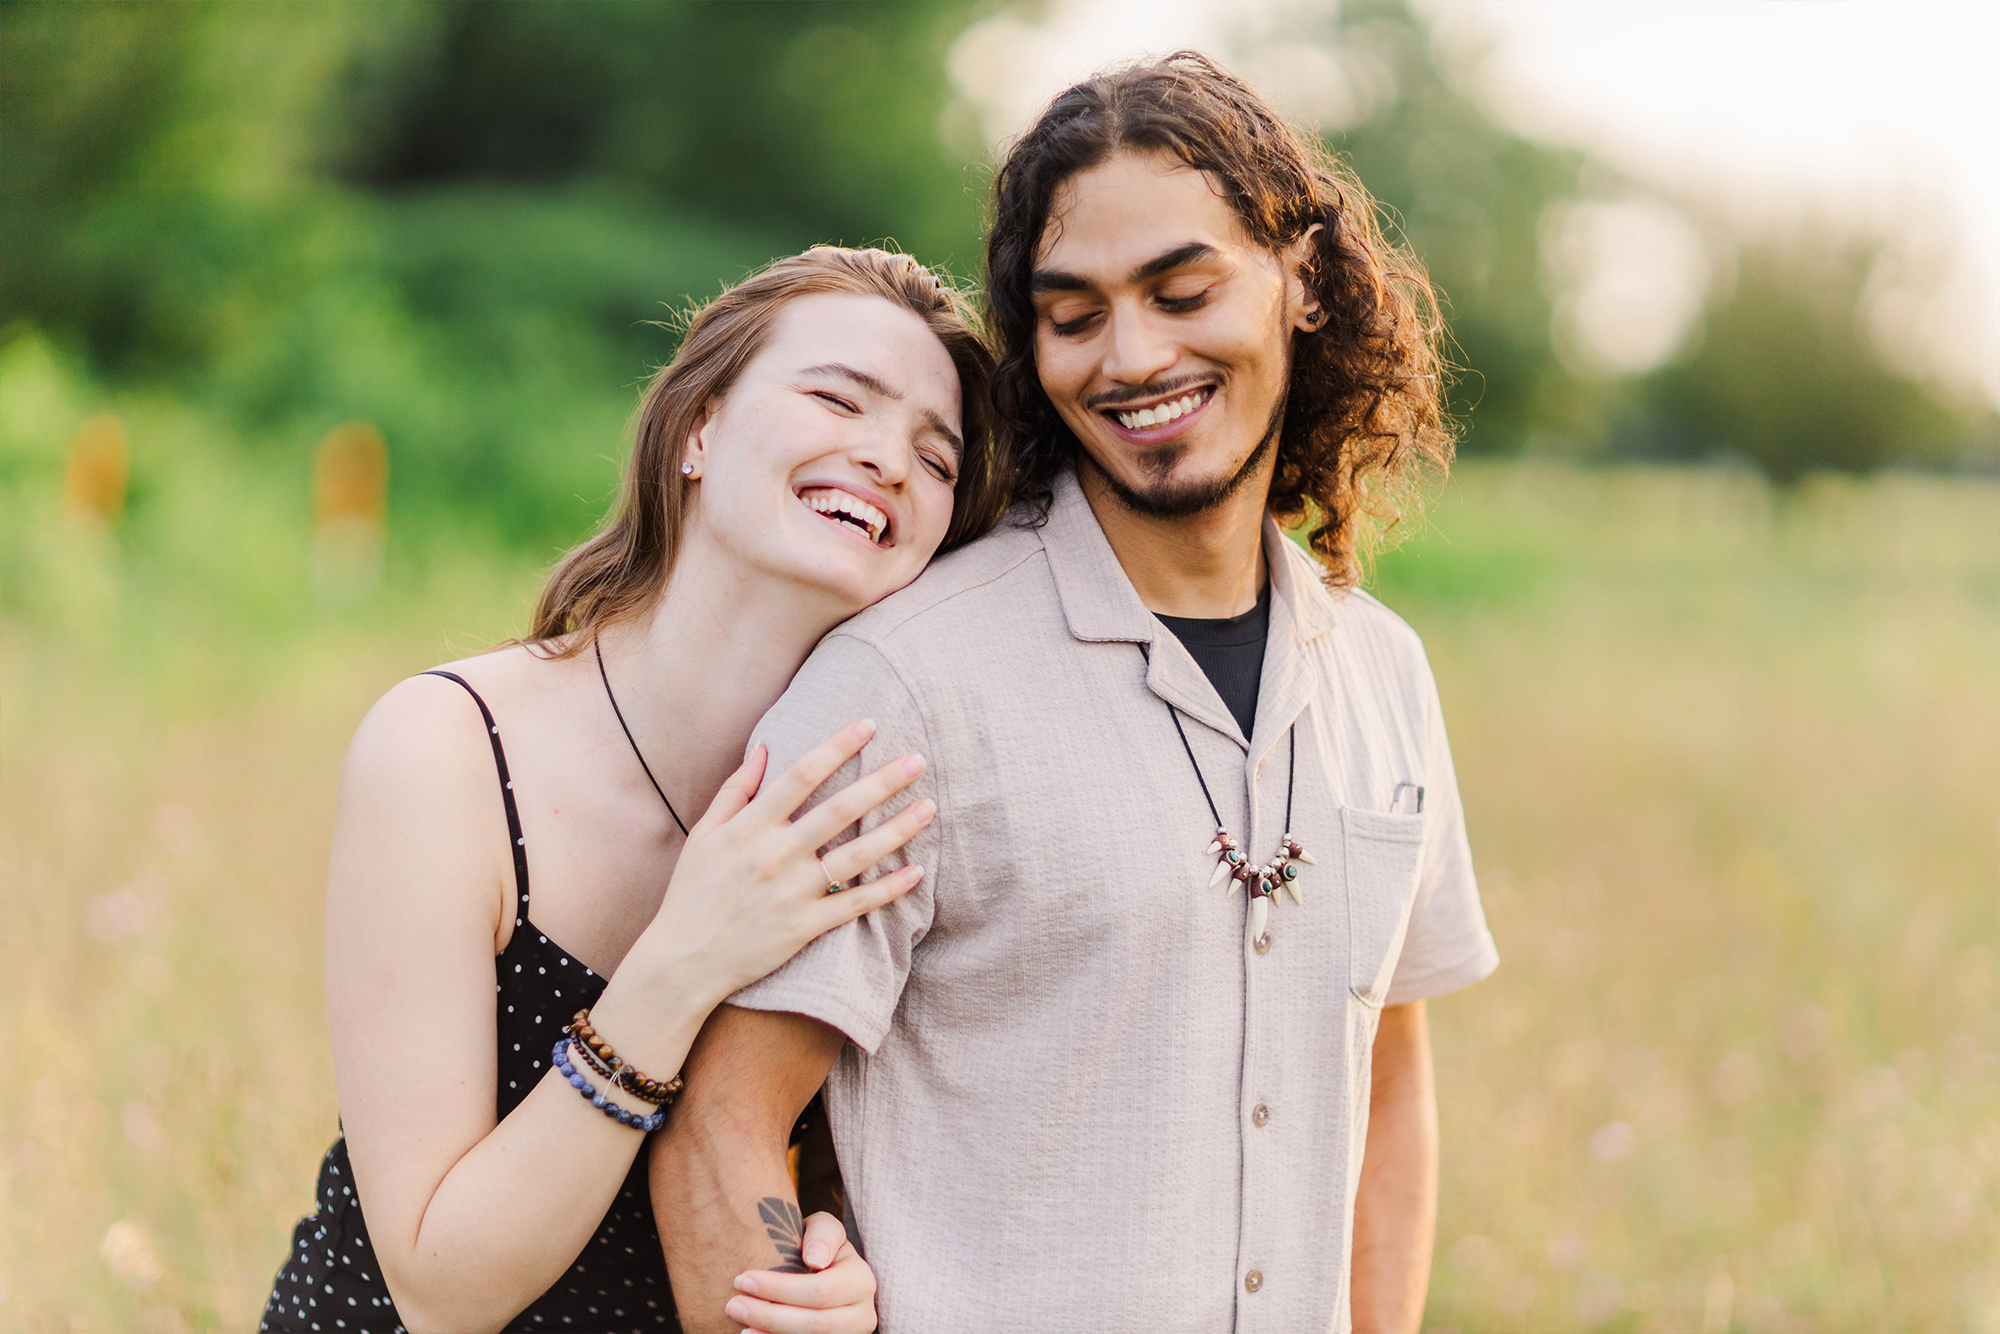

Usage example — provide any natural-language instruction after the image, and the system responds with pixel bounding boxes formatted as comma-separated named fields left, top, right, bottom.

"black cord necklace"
left=1141, top=643, right=1314, bottom=944
left=594, top=638, right=689, bottom=836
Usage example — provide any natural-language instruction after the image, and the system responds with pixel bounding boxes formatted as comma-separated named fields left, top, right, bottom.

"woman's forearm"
left=371, top=973, right=718, bottom=1332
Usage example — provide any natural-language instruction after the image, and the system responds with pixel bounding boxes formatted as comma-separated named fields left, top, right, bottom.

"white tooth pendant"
left=1250, top=893, right=1270, bottom=941
left=1284, top=834, right=1317, bottom=867
left=1208, top=829, right=1244, bottom=891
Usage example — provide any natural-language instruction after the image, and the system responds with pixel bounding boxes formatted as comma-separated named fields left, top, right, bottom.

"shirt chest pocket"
left=1342, top=807, right=1427, bottom=1008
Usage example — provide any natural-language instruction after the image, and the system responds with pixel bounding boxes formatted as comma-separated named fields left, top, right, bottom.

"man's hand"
left=1350, top=1000, right=1438, bottom=1334
left=651, top=1004, right=846, bottom=1334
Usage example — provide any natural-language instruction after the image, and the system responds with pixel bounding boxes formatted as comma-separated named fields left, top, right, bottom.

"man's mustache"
left=1084, top=373, right=1220, bottom=411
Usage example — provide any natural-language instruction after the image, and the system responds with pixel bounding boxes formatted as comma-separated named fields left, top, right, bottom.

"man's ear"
left=1286, top=223, right=1326, bottom=332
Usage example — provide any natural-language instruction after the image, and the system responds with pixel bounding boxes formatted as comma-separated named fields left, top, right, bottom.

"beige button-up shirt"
left=736, top=469, right=1498, bottom=1333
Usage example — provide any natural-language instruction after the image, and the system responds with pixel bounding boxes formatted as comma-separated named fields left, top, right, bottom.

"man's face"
left=1030, top=151, right=1314, bottom=517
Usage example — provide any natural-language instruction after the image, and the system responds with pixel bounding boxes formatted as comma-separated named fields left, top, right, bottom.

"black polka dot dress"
left=261, top=672, right=680, bottom=1332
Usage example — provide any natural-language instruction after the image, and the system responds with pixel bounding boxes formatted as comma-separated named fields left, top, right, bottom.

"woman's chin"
left=777, top=552, right=918, bottom=617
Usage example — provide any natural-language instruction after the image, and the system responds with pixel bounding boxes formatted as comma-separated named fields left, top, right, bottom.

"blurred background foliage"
left=3, top=0, right=1994, bottom=623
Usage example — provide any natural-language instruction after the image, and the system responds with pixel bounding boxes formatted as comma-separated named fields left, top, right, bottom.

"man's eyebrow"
left=800, top=362, right=961, bottom=457
left=798, top=362, right=900, bottom=400
left=1129, top=241, right=1220, bottom=283
left=1030, top=241, right=1223, bottom=295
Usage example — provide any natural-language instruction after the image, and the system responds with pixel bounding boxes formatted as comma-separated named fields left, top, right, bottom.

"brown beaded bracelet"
left=566, top=1009, right=684, bottom=1107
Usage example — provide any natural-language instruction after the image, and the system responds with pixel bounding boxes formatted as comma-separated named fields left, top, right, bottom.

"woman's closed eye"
left=919, top=449, right=957, bottom=485
left=811, top=390, right=860, bottom=413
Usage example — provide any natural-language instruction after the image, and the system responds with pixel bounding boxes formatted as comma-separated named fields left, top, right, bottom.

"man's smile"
left=1095, top=383, right=1217, bottom=445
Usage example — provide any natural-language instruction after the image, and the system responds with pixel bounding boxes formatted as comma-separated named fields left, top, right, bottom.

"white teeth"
left=1114, top=390, right=1207, bottom=431
left=802, top=489, right=888, bottom=544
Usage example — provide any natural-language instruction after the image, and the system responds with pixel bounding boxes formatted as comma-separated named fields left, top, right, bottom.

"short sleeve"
left=727, top=633, right=939, bottom=1053
left=1383, top=649, right=1499, bottom=1006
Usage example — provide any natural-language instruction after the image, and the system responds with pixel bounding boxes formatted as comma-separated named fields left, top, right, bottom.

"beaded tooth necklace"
left=1141, top=644, right=1315, bottom=943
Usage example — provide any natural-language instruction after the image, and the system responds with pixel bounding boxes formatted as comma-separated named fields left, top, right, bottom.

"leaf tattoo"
left=757, top=1196, right=807, bottom=1273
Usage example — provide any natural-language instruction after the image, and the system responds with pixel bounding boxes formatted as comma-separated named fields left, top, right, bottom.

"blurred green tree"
left=0, top=0, right=986, bottom=548
left=1635, top=235, right=1983, bottom=482
left=1265, top=0, right=1595, bottom=454
left=2, top=0, right=1989, bottom=581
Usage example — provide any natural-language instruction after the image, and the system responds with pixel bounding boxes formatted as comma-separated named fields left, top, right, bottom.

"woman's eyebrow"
left=799, top=361, right=961, bottom=455
left=798, top=362, right=899, bottom=399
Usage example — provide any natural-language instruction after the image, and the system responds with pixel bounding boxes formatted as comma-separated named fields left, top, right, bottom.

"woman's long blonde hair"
left=530, top=246, right=1006, bottom=652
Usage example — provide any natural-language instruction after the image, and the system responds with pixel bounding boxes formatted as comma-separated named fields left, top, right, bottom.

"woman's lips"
left=796, top=486, right=892, bottom=547
left=1098, top=385, right=1215, bottom=445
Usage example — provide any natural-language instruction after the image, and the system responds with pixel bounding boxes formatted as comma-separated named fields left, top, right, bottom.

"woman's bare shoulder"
left=339, top=643, right=546, bottom=821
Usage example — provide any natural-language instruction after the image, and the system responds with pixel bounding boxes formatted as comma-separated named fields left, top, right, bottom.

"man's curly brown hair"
left=986, top=51, right=1453, bottom=589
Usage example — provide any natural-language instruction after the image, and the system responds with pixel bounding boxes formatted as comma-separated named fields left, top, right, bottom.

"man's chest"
left=904, top=638, right=1434, bottom=1021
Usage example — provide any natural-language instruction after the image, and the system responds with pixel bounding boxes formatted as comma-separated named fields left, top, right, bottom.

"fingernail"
left=853, top=719, right=876, bottom=740
left=903, top=753, right=925, bottom=777
left=804, top=1242, right=832, bottom=1268
left=915, top=798, right=937, bottom=822
left=733, top=1274, right=760, bottom=1295
left=725, top=1298, right=750, bottom=1321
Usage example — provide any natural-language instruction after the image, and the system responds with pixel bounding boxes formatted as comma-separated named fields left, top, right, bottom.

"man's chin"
left=1080, top=441, right=1268, bottom=520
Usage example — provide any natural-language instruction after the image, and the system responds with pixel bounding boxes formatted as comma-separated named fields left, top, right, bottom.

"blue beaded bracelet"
left=554, top=1039, right=667, bottom=1133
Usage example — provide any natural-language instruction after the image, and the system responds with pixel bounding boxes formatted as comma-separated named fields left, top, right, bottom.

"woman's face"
left=683, top=292, right=964, bottom=614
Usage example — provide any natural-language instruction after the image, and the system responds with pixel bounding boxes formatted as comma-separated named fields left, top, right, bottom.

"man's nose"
left=1099, top=305, right=1178, bottom=386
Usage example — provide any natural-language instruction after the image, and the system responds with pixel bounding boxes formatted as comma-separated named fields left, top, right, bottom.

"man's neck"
left=1079, top=459, right=1271, bottom=619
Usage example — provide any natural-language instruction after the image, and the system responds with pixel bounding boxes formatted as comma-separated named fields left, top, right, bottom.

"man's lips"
left=1096, top=385, right=1216, bottom=445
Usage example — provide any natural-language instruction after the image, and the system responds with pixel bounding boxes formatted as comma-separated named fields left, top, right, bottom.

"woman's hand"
left=628, top=718, right=931, bottom=1008
left=724, top=1212, right=877, bottom=1334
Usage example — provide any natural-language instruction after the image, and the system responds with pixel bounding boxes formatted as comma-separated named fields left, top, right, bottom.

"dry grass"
left=1401, top=466, right=2000, bottom=1334
left=2, top=463, right=1996, bottom=1332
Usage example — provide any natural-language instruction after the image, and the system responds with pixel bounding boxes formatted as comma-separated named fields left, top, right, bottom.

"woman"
left=263, top=247, right=1008, bottom=1333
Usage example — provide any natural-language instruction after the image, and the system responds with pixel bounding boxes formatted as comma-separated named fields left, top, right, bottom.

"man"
left=654, top=53, right=1497, bottom=1334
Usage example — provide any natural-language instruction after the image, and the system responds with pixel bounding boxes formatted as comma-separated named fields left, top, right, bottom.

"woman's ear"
left=1286, top=222, right=1326, bottom=333
left=682, top=402, right=719, bottom=480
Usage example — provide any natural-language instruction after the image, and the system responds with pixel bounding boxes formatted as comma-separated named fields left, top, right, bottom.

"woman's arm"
left=328, top=679, right=925, bottom=1332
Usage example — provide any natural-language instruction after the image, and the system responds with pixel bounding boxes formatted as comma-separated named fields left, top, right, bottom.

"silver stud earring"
left=681, top=462, right=695, bottom=477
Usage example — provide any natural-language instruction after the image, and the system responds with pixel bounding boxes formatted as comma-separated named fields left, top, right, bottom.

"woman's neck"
left=592, top=543, right=849, bottom=829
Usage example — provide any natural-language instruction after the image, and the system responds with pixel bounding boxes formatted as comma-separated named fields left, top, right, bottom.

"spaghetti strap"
left=423, top=670, right=530, bottom=922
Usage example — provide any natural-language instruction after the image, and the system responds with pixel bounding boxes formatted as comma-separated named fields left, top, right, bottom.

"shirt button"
left=1253, top=932, right=1272, bottom=956
left=1251, top=1103, right=1270, bottom=1128
left=1244, top=1270, right=1264, bottom=1293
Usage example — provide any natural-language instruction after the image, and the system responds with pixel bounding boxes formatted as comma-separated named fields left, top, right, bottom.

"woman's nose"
left=847, top=427, right=912, bottom=486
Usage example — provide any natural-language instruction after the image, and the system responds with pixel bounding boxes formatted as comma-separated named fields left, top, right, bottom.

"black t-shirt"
left=1155, top=580, right=1271, bottom=739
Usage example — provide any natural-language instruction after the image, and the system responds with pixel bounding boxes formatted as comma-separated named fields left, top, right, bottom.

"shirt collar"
left=1036, top=465, right=1339, bottom=751
left=1039, top=465, right=1336, bottom=645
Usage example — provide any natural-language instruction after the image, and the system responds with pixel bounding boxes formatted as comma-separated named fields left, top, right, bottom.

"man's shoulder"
left=832, top=518, right=1049, bottom=649
left=1283, top=541, right=1431, bottom=670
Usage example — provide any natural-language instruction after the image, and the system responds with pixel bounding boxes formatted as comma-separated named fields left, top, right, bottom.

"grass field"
left=3, top=462, right=1997, bottom=1332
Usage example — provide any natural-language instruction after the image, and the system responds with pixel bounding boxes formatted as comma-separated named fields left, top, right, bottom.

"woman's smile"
left=796, top=484, right=892, bottom=546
